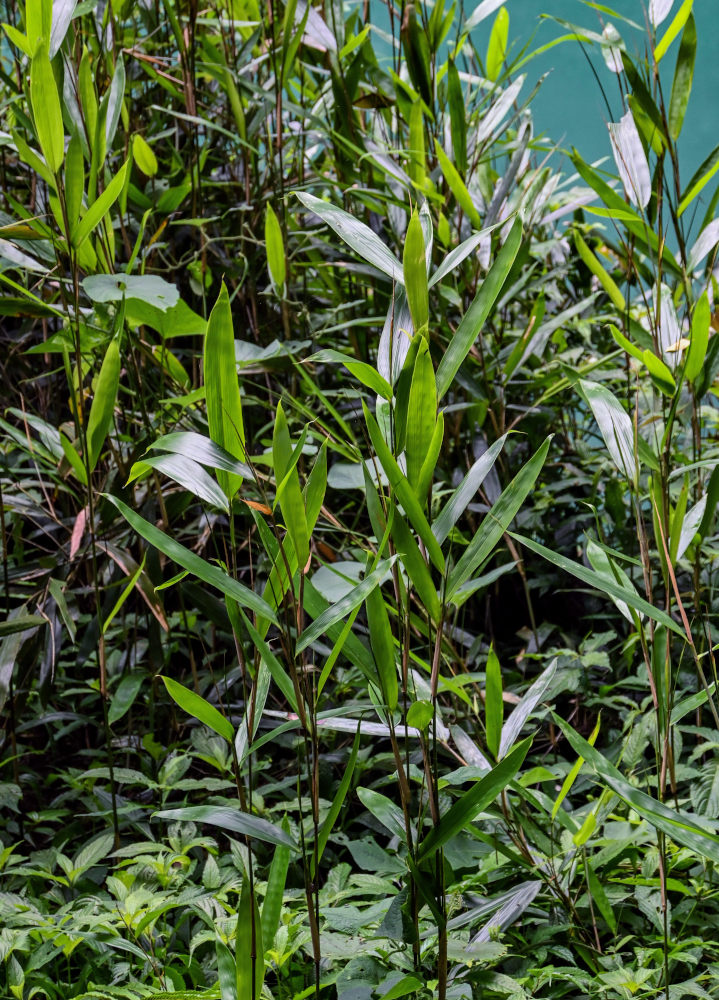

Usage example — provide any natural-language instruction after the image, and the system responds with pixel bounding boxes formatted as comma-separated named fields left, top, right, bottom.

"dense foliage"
left=2, top=1, right=719, bottom=998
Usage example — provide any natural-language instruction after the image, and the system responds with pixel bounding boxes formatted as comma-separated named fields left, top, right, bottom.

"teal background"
left=480, top=1, right=719, bottom=181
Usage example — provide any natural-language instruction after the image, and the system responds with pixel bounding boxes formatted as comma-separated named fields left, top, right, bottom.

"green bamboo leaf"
left=586, top=861, right=616, bottom=934
left=148, top=431, right=253, bottom=482
left=30, top=42, right=64, bottom=174
left=86, top=338, right=120, bottom=473
left=104, top=494, right=278, bottom=623
left=485, top=645, right=503, bottom=759
left=552, top=714, right=600, bottom=820
left=108, top=673, right=144, bottom=726
left=434, top=140, right=482, bottom=229
left=510, top=531, right=684, bottom=637
left=447, top=59, right=467, bottom=175
left=415, top=411, right=444, bottom=501
left=679, top=145, right=719, bottom=216
left=238, top=609, right=299, bottom=714
left=273, top=402, right=309, bottom=568
left=668, top=12, right=696, bottom=139
left=405, top=338, right=436, bottom=492
left=153, top=805, right=297, bottom=850
left=261, top=817, right=290, bottom=951
left=314, top=724, right=361, bottom=871
left=363, top=401, right=445, bottom=573
left=654, top=0, right=693, bottom=62
left=436, top=217, right=522, bottom=398
left=237, top=877, right=264, bottom=1000
left=554, top=715, right=719, bottom=865
left=404, top=211, right=429, bottom=334
left=486, top=6, right=509, bottom=81
left=65, top=133, right=84, bottom=234
left=574, top=232, right=625, bottom=312
left=447, top=437, right=550, bottom=599
left=160, top=675, right=234, bottom=742
left=216, top=938, right=236, bottom=1000
left=205, top=284, right=246, bottom=498
left=129, top=452, right=229, bottom=512
left=416, top=737, right=532, bottom=863
left=296, top=557, right=396, bottom=654
left=356, top=786, right=405, bottom=840
left=365, top=574, right=397, bottom=710
left=73, top=160, right=129, bottom=248
left=133, top=133, right=158, bottom=177
left=686, top=292, right=710, bottom=382
left=265, top=203, right=286, bottom=291
left=390, top=509, right=441, bottom=622
left=432, top=435, right=507, bottom=545
left=641, top=349, right=676, bottom=395
left=311, top=350, right=393, bottom=400
left=0, top=615, right=45, bottom=637
left=408, top=100, right=426, bottom=188
left=295, top=192, right=403, bottom=282
left=304, top=440, right=327, bottom=533
left=579, top=378, right=637, bottom=485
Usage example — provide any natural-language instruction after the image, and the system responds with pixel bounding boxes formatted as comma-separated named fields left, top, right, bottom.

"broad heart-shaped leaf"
left=295, top=192, right=403, bottom=283
left=83, top=274, right=179, bottom=310
left=579, top=378, right=637, bottom=485
left=148, top=431, right=253, bottom=481
left=432, top=434, right=507, bottom=545
left=509, top=531, right=685, bottom=638
left=447, top=437, right=550, bottom=599
left=153, top=806, right=297, bottom=851
left=129, top=452, right=229, bottom=512
left=416, top=737, right=532, bottom=863
left=554, top=715, right=719, bottom=866
left=160, top=675, right=234, bottom=742
left=296, top=557, right=396, bottom=654
left=436, top=217, right=522, bottom=399
left=86, top=338, right=120, bottom=473
left=104, top=495, right=277, bottom=623
left=205, top=284, right=245, bottom=498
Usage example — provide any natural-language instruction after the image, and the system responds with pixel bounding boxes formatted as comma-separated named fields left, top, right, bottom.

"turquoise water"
left=491, top=0, right=719, bottom=182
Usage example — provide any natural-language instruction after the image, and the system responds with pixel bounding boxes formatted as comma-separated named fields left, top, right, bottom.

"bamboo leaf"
left=403, top=211, right=429, bottom=334
left=237, top=877, right=264, bottom=1000
left=579, top=378, right=637, bottom=485
left=314, top=724, right=361, bottom=870
left=607, top=110, right=651, bottom=208
left=686, top=293, right=710, bottom=382
left=447, top=437, right=550, bottom=599
left=104, top=494, right=278, bottom=623
left=295, top=192, right=403, bottom=282
left=416, top=737, right=532, bottom=862
left=654, top=0, right=693, bottom=62
left=432, top=435, right=507, bottom=545
left=668, top=12, right=696, bottom=139
left=205, top=284, right=246, bottom=498
left=273, top=402, right=309, bottom=568
left=73, top=160, right=129, bottom=248
left=296, top=557, right=396, bottom=654
left=261, top=817, right=291, bottom=951
left=30, top=42, right=64, bottom=174
left=485, top=645, right=503, bottom=759
left=405, top=338, right=436, bottom=493
left=554, top=715, right=719, bottom=865
left=160, top=675, right=234, bottom=742
left=486, top=6, right=509, bottom=81
left=434, top=140, right=482, bottom=229
left=265, top=203, right=286, bottom=291
left=499, top=658, right=556, bottom=757
left=129, top=453, right=229, bottom=512
left=436, top=217, right=522, bottom=398
left=447, top=59, right=467, bottom=175
left=365, top=575, right=397, bottom=709
left=363, top=401, right=445, bottom=572
left=509, top=531, right=685, bottom=637
left=153, top=805, right=297, bottom=850
left=86, top=338, right=120, bottom=473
